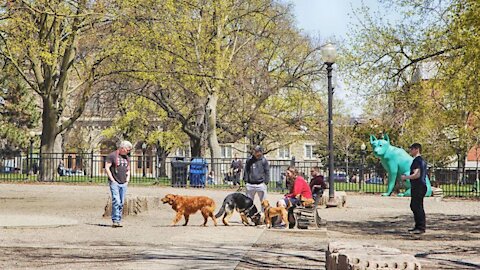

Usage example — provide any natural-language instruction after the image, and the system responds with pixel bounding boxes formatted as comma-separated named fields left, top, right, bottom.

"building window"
left=176, top=148, right=186, bottom=157
left=221, top=145, right=233, bottom=158
left=102, top=156, right=107, bottom=169
left=67, top=155, right=73, bottom=168
left=76, top=156, right=83, bottom=169
left=278, top=146, right=290, bottom=159
left=137, top=156, right=143, bottom=169
left=305, top=144, right=314, bottom=159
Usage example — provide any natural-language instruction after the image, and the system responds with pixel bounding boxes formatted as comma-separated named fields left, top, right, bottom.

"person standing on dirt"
left=231, top=154, right=243, bottom=186
left=105, top=141, right=132, bottom=228
left=401, top=143, right=427, bottom=234
left=244, top=146, right=270, bottom=208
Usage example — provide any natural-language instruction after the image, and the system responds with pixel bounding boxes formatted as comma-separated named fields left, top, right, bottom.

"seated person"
left=276, top=167, right=312, bottom=227
left=57, top=161, right=66, bottom=176
left=309, top=166, right=327, bottom=198
left=207, top=170, right=215, bottom=185
left=278, top=166, right=313, bottom=206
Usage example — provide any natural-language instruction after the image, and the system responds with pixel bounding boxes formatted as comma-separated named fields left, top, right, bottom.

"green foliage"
left=342, top=0, right=480, bottom=167
left=102, top=96, right=186, bottom=153
left=0, top=65, right=40, bottom=154
left=106, top=0, right=324, bottom=155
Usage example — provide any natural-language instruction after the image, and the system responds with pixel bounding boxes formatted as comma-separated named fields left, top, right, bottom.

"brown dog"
left=161, top=194, right=217, bottom=226
left=261, top=199, right=290, bottom=228
left=296, top=194, right=315, bottom=207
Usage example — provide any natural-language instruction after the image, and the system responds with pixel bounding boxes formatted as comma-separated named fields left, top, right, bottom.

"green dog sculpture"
left=370, top=134, right=432, bottom=197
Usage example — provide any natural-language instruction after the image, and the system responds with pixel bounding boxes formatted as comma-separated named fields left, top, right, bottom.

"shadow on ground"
left=0, top=230, right=328, bottom=270
left=0, top=244, right=252, bottom=269
left=415, top=245, right=480, bottom=269
left=328, top=214, right=480, bottom=241
left=236, top=229, right=327, bottom=270
left=327, top=214, right=480, bottom=269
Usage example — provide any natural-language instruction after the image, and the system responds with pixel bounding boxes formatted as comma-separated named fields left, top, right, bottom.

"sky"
left=285, top=0, right=386, bottom=117
left=287, top=0, right=382, bottom=40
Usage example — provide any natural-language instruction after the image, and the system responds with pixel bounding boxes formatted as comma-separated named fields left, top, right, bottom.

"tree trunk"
left=157, top=148, right=168, bottom=177
left=457, top=152, right=466, bottom=185
left=38, top=98, right=60, bottom=182
left=190, top=137, right=202, bottom=157
left=207, top=94, right=221, bottom=164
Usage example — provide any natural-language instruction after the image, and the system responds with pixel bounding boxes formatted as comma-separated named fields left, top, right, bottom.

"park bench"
left=292, top=187, right=325, bottom=229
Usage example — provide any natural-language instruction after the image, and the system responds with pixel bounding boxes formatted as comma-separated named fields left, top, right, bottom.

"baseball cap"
left=253, top=145, right=263, bottom=152
left=409, top=143, right=422, bottom=150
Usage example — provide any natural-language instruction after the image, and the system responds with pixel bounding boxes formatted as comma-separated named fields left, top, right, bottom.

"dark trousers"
left=232, top=172, right=240, bottom=186
left=410, top=185, right=427, bottom=231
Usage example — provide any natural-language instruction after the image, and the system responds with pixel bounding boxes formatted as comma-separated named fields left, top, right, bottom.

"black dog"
left=215, top=193, right=261, bottom=226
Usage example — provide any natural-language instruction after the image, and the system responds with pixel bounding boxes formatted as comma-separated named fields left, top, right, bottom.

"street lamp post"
left=142, top=142, right=147, bottom=178
left=360, top=142, right=366, bottom=190
left=321, top=42, right=338, bottom=207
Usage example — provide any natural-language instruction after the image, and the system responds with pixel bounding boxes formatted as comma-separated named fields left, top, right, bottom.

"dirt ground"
left=0, top=183, right=479, bottom=269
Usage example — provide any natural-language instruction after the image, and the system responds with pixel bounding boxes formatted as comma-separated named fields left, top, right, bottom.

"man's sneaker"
left=408, top=227, right=417, bottom=232
left=273, top=223, right=286, bottom=229
left=409, top=229, right=425, bottom=234
left=112, top=222, right=123, bottom=228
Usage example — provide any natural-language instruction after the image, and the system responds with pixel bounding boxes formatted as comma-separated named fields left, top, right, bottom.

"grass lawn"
left=1, top=173, right=479, bottom=197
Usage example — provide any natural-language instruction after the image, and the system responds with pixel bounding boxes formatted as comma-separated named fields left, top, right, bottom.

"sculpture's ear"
left=369, top=135, right=377, bottom=144
left=383, top=134, right=390, bottom=143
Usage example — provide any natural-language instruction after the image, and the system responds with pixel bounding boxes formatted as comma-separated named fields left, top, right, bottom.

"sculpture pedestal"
left=320, top=190, right=347, bottom=208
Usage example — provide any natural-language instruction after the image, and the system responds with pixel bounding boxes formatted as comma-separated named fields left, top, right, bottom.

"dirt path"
left=0, top=183, right=478, bottom=269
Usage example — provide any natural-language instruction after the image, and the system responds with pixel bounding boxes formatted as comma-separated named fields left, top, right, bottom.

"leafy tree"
left=0, top=0, right=123, bottom=180
left=342, top=0, right=480, bottom=179
left=108, top=0, right=324, bottom=159
left=0, top=65, right=40, bottom=155
left=102, top=96, right=187, bottom=176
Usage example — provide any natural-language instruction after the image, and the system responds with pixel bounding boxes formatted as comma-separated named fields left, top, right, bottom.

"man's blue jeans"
left=109, top=181, right=128, bottom=223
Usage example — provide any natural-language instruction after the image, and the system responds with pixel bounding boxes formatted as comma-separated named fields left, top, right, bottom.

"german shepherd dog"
left=215, top=193, right=262, bottom=226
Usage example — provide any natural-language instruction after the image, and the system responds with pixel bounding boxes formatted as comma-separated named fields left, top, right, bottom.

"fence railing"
left=0, top=152, right=479, bottom=197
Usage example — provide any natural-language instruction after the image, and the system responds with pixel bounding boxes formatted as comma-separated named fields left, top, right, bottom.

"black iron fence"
left=0, top=152, right=479, bottom=197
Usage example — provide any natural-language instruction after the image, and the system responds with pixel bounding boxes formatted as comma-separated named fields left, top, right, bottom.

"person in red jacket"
left=277, top=166, right=312, bottom=208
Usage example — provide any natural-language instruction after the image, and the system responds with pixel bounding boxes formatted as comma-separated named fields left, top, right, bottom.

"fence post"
left=90, top=150, right=94, bottom=179
left=156, top=152, right=159, bottom=179
left=290, top=156, right=295, bottom=167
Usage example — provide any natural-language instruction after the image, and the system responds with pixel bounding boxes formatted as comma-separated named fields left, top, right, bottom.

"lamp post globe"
left=321, top=42, right=337, bottom=64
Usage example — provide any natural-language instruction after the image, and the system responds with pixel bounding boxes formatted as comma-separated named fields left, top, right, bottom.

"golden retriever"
left=261, top=199, right=291, bottom=228
left=161, top=194, right=217, bottom=226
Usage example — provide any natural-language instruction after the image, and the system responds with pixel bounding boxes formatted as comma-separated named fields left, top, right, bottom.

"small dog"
left=215, top=193, right=261, bottom=226
left=161, top=194, right=217, bottom=226
left=261, top=199, right=291, bottom=228
left=295, top=194, right=315, bottom=207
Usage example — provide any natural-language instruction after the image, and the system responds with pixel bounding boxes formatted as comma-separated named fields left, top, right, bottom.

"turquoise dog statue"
left=370, top=134, right=432, bottom=197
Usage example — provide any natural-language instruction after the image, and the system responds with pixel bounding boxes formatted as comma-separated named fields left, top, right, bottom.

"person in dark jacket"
left=401, top=143, right=428, bottom=234
left=230, top=154, right=243, bottom=186
left=244, top=146, right=270, bottom=209
left=309, top=166, right=327, bottom=198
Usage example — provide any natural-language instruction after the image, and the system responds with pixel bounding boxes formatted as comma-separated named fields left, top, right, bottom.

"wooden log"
left=102, top=196, right=150, bottom=218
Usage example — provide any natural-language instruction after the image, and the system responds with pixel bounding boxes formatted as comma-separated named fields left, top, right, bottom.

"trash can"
left=171, top=157, right=187, bottom=187
left=189, top=158, right=208, bottom=188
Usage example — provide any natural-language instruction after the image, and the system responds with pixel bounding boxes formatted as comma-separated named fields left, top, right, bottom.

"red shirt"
left=286, top=176, right=312, bottom=199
